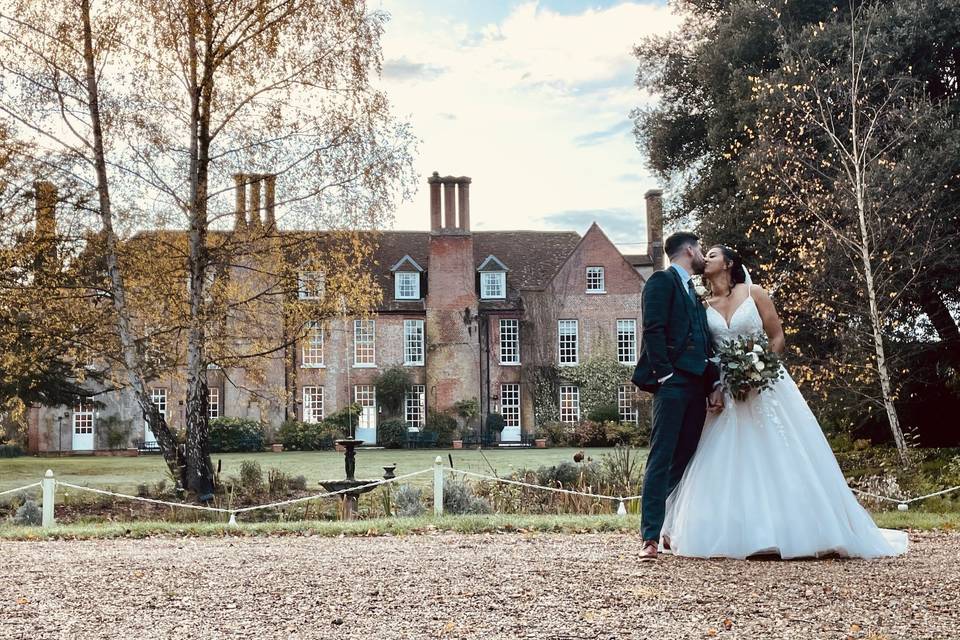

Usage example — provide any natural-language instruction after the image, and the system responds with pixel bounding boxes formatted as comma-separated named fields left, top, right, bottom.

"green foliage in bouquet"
left=716, top=334, right=785, bottom=402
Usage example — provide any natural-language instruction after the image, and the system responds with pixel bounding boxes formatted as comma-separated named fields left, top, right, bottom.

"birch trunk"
left=81, top=0, right=183, bottom=483
left=182, top=1, right=215, bottom=498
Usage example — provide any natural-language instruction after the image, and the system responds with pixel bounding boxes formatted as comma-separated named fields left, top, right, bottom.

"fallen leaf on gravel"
left=706, top=627, right=718, bottom=636
left=16, top=597, right=28, bottom=605
left=850, top=624, right=862, bottom=632
left=723, top=618, right=733, bottom=630
left=630, top=586, right=662, bottom=599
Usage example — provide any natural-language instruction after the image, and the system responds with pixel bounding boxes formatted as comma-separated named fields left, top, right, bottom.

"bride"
left=661, top=245, right=908, bottom=559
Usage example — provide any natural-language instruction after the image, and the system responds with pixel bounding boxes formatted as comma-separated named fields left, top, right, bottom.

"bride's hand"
left=707, top=388, right=724, bottom=414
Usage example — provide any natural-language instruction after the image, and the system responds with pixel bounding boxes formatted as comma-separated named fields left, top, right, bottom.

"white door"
left=143, top=422, right=157, bottom=446
left=72, top=403, right=95, bottom=450
left=144, top=388, right=166, bottom=446
left=500, top=384, right=521, bottom=443
left=354, top=385, right=377, bottom=444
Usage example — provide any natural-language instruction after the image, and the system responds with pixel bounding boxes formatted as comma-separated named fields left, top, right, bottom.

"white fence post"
left=433, top=456, right=443, bottom=517
left=41, top=469, right=55, bottom=529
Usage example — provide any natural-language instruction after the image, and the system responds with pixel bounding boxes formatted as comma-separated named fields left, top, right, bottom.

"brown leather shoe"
left=662, top=535, right=672, bottom=552
left=639, top=539, right=658, bottom=562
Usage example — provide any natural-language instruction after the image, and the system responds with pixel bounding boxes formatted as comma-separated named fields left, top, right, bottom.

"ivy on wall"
left=529, top=356, right=633, bottom=425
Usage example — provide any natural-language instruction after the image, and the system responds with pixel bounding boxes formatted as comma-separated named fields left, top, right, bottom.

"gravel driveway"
left=2, top=530, right=957, bottom=639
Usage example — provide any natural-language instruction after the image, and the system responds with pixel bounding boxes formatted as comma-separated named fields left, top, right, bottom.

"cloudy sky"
left=373, top=0, right=682, bottom=254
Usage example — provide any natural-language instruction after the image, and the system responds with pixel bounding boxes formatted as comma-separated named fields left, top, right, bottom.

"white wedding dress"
left=661, top=290, right=908, bottom=559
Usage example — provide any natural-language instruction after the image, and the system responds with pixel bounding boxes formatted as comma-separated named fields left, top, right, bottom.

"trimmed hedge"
left=209, top=418, right=265, bottom=453
left=377, top=419, right=407, bottom=449
left=0, top=444, right=24, bottom=458
left=276, top=420, right=344, bottom=451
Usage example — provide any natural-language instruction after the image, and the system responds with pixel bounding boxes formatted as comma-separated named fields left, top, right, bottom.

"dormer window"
left=390, top=255, right=424, bottom=301
left=477, top=255, right=508, bottom=300
left=395, top=272, right=420, bottom=300
left=480, top=272, right=506, bottom=299
left=298, top=271, right=325, bottom=300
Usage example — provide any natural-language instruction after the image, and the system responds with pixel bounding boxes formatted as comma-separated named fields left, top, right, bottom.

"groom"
left=632, top=231, right=723, bottom=561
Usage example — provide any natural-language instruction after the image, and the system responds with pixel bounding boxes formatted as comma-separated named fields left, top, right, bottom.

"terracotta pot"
left=534, top=438, right=547, bottom=449
left=271, top=443, right=283, bottom=453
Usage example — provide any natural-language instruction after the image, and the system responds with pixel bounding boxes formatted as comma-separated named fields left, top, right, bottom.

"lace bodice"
left=705, top=294, right=765, bottom=346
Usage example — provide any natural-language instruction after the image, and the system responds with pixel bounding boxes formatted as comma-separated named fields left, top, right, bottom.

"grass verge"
left=1, top=511, right=955, bottom=541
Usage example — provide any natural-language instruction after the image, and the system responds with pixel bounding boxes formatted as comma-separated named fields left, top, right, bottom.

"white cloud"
left=376, top=1, right=681, bottom=249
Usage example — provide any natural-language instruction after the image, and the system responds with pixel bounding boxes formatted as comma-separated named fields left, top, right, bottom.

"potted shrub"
left=453, top=398, right=479, bottom=449
left=534, top=427, right=547, bottom=449
left=485, top=412, right=505, bottom=444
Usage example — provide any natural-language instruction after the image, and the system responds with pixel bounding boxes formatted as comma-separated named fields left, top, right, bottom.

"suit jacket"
left=632, top=267, right=719, bottom=394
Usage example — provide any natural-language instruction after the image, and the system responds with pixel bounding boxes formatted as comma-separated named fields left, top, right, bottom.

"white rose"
left=694, top=284, right=708, bottom=297
left=755, top=361, right=766, bottom=371
left=753, top=345, right=763, bottom=354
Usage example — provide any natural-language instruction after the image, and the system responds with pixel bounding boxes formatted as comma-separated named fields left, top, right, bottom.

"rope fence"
left=3, top=458, right=959, bottom=528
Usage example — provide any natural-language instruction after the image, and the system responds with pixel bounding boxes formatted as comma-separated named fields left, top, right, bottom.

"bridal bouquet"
left=715, top=334, right=785, bottom=401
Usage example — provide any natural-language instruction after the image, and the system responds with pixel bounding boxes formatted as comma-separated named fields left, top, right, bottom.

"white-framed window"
left=586, top=266, right=605, bottom=293
left=302, top=321, right=324, bottom=367
left=150, top=387, right=168, bottom=417
left=558, top=319, right=578, bottom=365
left=403, top=319, right=425, bottom=366
left=617, top=319, right=637, bottom=364
left=73, top=402, right=95, bottom=434
left=480, top=272, right=506, bottom=299
left=395, top=272, right=420, bottom=300
left=559, top=385, right=580, bottom=423
left=298, top=271, right=325, bottom=300
left=499, top=319, right=520, bottom=365
left=405, top=385, right=425, bottom=429
left=353, top=319, right=376, bottom=366
left=208, top=387, right=220, bottom=419
left=501, top=383, right=520, bottom=428
left=303, top=386, right=324, bottom=423
left=618, top=384, right=638, bottom=424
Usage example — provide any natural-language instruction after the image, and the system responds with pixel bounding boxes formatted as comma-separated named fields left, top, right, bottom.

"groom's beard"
left=691, top=258, right=706, bottom=275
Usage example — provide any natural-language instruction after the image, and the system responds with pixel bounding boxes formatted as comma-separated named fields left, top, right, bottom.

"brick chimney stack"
left=33, top=180, right=58, bottom=270
left=425, top=170, right=479, bottom=420
left=264, top=174, right=276, bottom=228
left=234, top=174, right=247, bottom=230
left=645, top=189, right=664, bottom=271
left=248, top=176, right=262, bottom=228
left=429, top=171, right=471, bottom=233
left=233, top=173, right=277, bottom=231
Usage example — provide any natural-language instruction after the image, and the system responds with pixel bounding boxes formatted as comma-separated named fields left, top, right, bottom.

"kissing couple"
left=632, top=231, right=908, bottom=560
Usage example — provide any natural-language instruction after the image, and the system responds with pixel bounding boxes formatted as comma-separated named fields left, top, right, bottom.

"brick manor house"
left=26, top=172, right=665, bottom=453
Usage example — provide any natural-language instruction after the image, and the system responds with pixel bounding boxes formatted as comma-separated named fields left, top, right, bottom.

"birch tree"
left=0, top=0, right=415, bottom=495
left=746, top=1, right=959, bottom=465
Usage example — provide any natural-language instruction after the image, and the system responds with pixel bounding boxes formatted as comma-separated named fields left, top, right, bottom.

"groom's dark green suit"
left=632, top=265, right=719, bottom=542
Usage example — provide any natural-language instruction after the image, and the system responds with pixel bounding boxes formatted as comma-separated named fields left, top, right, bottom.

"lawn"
left=0, top=447, right=634, bottom=495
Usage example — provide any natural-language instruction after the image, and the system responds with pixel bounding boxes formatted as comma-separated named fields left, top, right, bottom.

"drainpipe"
left=480, top=312, right=491, bottom=448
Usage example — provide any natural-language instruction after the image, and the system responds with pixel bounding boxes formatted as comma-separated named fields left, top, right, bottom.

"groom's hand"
left=707, top=388, right=724, bottom=414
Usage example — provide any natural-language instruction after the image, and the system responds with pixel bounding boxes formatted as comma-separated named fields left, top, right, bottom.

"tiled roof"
left=623, top=253, right=654, bottom=266
left=127, top=228, right=586, bottom=310
left=368, top=230, right=581, bottom=288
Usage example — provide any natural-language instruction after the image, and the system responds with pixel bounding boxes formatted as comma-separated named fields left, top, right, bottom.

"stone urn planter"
left=271, top=443, right=283, bottom=453
left=534, top=438, right=547, bottom=449
left=334, top=443, right=346, bottom=453
left=452, top=440, right=463, bottom=449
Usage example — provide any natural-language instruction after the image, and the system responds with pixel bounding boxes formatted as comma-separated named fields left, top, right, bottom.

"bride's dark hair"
left=711, top=245, right=747, bottom=296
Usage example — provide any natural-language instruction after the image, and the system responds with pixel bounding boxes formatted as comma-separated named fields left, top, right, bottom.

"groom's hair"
left=664, top=231, right=700, bottom=258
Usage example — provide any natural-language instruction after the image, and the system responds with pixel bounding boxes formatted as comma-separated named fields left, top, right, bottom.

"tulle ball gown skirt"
left=661, top=370, right=908, bottom=559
